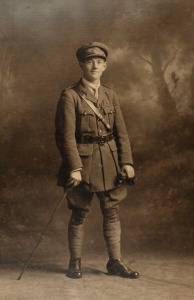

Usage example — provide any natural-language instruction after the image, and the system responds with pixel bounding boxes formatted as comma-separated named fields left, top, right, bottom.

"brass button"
left=84, top=111, right=87, bottom=115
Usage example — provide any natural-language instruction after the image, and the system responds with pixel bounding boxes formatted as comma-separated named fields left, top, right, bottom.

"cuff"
left=70, top=168, right=82, bottom=173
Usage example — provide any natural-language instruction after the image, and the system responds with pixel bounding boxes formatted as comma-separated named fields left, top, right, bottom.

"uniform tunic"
left=55, top=79, right=133, bottom=192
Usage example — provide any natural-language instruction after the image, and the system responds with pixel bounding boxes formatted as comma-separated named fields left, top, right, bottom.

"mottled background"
left=0, top=0, right=194, bottom=265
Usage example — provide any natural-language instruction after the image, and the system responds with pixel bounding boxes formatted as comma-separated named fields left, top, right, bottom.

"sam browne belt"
left=77, top=132, right=114, bottom=145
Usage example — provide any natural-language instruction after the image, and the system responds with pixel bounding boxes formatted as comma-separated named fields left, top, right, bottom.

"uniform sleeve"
left=55, top=90, right=83, bottom=172
left=112, top=91, right=134, bottom=166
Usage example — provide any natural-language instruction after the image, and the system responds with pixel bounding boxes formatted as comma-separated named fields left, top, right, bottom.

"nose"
left=92, top=61, right=98, bottom=68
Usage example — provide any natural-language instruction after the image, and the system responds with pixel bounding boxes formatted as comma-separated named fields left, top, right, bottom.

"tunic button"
left=99, top=130, right=102, bottom=133
left=84, top=111, right=87, bottom=115
left=110, top=110, right=112, bottom=114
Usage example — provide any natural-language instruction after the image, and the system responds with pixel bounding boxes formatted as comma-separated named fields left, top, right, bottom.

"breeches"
left=67, top=185, right=127, bottom=225
left=66, top=185, right=127, bottom=212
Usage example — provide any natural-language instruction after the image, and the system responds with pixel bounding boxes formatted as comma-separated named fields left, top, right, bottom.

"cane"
left=17, top=191, right=67, bottom=280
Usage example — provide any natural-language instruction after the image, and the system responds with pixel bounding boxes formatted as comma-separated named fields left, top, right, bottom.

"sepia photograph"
left=1, top=0, right=194, bottom=299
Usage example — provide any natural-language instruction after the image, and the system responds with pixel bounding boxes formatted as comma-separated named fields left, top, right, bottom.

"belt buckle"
left=99, top=135, right=106, bottom=146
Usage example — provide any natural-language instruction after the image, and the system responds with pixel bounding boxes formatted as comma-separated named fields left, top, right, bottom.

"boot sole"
left=66, top=272, right=82, bottom=279
left=107, top=270, right=139, bottom=279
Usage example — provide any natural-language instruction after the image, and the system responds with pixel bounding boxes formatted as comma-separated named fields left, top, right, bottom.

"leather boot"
left=107, top=259, right=139, bottom=279
left=67, top=258, right=82, bottom=279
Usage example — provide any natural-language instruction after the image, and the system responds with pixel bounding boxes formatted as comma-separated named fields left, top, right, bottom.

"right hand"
left=66, top=171, right=82, bottom=188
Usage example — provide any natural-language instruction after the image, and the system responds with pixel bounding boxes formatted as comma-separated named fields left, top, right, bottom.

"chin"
left=90, top=74, right=101, bottom=80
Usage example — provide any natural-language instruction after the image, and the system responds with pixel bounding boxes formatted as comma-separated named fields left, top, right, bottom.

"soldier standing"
left=55, top=42, right=139, bottom=279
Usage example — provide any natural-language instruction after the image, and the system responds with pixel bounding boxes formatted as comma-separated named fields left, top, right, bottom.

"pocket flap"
left=77, top=143, right=93, bottom=156
left=79, top=107, right=95, bottom=116
left=103, top=105, right=115, bottom=115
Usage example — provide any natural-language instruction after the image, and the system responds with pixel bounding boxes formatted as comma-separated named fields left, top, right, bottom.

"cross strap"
left=78, top=93, right=112, bottom=131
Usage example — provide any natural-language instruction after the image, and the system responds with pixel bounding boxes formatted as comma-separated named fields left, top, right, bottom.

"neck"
left=90, top=79, right=100, bottom=85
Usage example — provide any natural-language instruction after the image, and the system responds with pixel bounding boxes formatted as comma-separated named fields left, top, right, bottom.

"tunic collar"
left=75, top=78, right=105, bottom=104
left=82, top=77, right=100, bottom=94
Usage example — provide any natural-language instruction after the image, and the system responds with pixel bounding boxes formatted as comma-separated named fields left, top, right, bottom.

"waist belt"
left=77, top=132, right=114, bottom=145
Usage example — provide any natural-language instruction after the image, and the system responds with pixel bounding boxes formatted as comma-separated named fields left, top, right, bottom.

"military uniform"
left=55, top=42, right=139, bottom=279
left=55, top=78, right=133, bottom=195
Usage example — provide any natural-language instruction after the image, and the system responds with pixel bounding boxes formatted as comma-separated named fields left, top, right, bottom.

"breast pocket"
left=103, top=105, right=115, bottom=128
left=78, top=107, right=96, bottom=132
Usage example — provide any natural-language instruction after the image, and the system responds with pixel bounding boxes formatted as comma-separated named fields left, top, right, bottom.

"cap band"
left=76, top=42, right=108, bottom=62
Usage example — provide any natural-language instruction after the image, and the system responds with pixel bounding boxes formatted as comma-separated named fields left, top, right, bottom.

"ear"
left=79, top=62, right=84, bottom=69
left=103, top=61, right=107, bottom=71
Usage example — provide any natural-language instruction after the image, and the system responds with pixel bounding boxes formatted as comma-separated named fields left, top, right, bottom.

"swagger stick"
left=17, top=191, right=67, bottom=280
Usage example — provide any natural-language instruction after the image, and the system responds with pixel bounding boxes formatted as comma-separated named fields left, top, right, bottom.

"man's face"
left=80, top=57, right=107, bottom=83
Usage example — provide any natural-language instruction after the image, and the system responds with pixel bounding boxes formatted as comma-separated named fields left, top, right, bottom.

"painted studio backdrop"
left=1, top=0, right=194, bottom=265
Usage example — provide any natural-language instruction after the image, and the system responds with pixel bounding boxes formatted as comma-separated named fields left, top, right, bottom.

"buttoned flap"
left=77, top=143, right=93, bottom=156
left=79, top=107, right=95, bottom=116
left=108, top=139, right=118, bottom=152
left=103, top=105, right=115, bottom=115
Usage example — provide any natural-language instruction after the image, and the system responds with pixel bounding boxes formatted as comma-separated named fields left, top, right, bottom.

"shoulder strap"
left=79, top=93, right=112, bottom=131
left=65, top=82, right=78, bottom=91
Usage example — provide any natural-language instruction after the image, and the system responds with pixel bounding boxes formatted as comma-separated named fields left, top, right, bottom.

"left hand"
left=121, top=165, right=135, bottom=178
